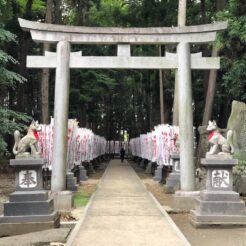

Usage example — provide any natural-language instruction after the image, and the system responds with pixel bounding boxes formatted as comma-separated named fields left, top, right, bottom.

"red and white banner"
left=130, top=124, right=180, bottom=166
left=38, top=118, right=106, bottom=170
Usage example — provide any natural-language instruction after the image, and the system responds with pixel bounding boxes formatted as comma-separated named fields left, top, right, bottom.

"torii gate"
left=18, top=18, right=227, bottom=194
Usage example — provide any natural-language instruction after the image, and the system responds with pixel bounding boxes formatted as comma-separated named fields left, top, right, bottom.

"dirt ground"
left=1, top=160, right=246, bottom=246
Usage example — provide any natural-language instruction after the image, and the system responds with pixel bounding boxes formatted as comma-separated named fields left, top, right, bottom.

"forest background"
left=0, top=0, right=245, bottom=154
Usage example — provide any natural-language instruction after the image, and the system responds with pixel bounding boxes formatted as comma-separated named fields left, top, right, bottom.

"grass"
left=73, top=192, right=90, bottom=207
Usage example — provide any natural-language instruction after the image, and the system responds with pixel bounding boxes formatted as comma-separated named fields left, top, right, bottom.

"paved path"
left=68, top=159, right=190, bottom=246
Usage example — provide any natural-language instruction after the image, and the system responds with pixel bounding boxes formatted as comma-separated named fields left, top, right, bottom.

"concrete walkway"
left=68, top=159, right=190, bottom=246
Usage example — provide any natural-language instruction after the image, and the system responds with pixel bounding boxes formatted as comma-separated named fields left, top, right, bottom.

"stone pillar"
left=177, top=42, right=195, bottom=191
left=51, top=41, right=71, bottom=191
left=165, top=153, right=180, bottom=193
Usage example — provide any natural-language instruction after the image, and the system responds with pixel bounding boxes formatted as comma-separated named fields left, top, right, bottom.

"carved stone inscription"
left=212, top=170, right=229, bottom=188
left=174, top=161, right=180, bottom=172
left=19, top=170, right=37, bottom=188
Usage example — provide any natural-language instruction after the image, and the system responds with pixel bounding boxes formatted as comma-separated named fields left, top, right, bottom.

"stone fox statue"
left=13, top=120, right=41, bottom=159
left=206, top=120, right=234, bottom=155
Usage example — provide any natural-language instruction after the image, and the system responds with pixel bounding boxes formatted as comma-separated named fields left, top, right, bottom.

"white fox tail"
left=12, top=130, right=20, bottom=155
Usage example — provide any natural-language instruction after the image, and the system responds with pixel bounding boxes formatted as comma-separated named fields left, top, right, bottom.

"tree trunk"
left=201, top=0, right=225, bottom=125
left=159, top=46, right=164, bottom=124
left=17, top=0, right=33, bottom=112
left=77, top=0, right=87, bottom=25
left=196, top=0, right=225, bottom=166
left=202, top=46, right=219, bottom=125
left=54, top=0, right=62, bottom=24
left=41, top=0, right=53, bottom=124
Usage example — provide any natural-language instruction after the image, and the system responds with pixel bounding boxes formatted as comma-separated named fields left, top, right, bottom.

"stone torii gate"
left=18, top=19, right=227, bottom=197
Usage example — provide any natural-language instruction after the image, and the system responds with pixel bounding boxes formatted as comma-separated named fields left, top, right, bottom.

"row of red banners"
left=37, top=118, right=107, bottom=170
left=130, top=124, right=180, bottom=166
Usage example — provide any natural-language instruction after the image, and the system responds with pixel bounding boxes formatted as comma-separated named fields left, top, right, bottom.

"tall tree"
left=0, top=1, right=31, bottom=153
left=202, top=0, right=226, bottom=126
left=41, top=0, right=53, bottom=124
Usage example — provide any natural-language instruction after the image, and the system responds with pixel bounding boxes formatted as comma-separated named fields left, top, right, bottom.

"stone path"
left=67, top=159, right=190, bottom=246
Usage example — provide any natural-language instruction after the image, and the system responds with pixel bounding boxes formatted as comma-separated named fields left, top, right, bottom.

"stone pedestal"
left=190, top=158, right=246, bottom=227
left=140, top=159, right=147, bottom=169
left=74, top=165, right=88, bottom=182
left=0, top=159, right=59, bottom=237
left=153, top=165, right=163, bottom=182
left=165, top=153, right=180, bottom=193
left=145, top=161, right=153, bottom=174
left=52, top=190, right=73, bottom=211
left=86, top=161, right=96, bottom=175
left=173, top=190, right=200, bottom=211
left=66, top=172, right=78, bottom=191
left=92, top=158, right=100, bottom=170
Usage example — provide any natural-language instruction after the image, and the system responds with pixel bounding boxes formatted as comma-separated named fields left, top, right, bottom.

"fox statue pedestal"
left=190, top=156, right=246, bottom=227
left=0, top=159, right=59, bottom=237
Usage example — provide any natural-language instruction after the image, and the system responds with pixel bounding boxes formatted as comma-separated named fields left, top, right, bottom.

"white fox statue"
left=206, top=120, right=234, bottom=155
left=12, top=120, right=41, bottom=159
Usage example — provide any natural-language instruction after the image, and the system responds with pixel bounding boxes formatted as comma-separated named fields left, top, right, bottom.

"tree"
left=41, top=0, right=53, bottom=124
left=202, top=0, right=226, bottom=126
left=0, top=1, right=31, bottom=153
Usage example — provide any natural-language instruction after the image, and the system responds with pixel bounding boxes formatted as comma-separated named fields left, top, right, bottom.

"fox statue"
left=13, top=120, right=42, bottom=159
left=206, top=120, right=234, bottom=155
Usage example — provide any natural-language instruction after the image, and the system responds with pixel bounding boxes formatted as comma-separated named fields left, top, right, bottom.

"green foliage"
left=0, top=108, right=32, bottom=152
left=215, top=0, right=246, bottom=103
left=0, top=28, right=26, bottom=87
left=0, top=0, right=13, bottom=23
left=89, top=0, right=129, bottom=26
left=0, top=28, right=16, bottom=42
left=0, top=1, right=31, bottom=153
left=17, top=0, right=46, bottom=15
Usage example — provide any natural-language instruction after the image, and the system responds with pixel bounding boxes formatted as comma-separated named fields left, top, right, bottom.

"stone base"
left=145, top=162, right=152, bottom=174
left=0, top=215, right=60, bottom=237
left=92, top=158, right=100, bottom=170
left=140, top=159, right=146, bottom=169
left=190, top=190, right=246, bottom=227
left=78, top=165, right=88, bottom=181
left=52, top=191, right=73, bottom=211
left=190, top=210, right=246, bottom=228
left=165, top=173, right=180, bottom=194
left=172, top=190, right=200, bottom=211
left=66, top=172, right=78, bottom=191
left=153, top=166, right=163, bottom=182
left=88, top=162, right=96, bottom=174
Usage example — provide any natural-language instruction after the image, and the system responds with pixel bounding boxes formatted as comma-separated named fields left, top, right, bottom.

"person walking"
left=120, top=147, right=125, bottom=163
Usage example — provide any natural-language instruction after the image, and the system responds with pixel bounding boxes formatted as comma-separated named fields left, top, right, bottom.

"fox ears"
left=208, top=120, right=217, bottom=125
left=31, top=120, right=39, bottom=124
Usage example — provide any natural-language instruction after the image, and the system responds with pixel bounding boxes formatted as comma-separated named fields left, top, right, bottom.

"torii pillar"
left=52, top=41, right=71, bottom=191
left=178, top=42, right=195, bottom=191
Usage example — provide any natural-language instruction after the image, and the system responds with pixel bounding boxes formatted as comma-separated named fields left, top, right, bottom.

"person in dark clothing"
left=120, top=147, right=125, bottom=163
